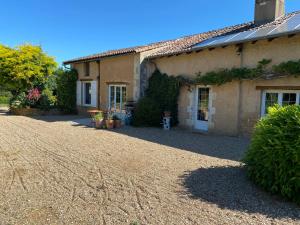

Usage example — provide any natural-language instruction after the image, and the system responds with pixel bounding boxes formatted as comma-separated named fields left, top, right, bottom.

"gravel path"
left=0, top=114, right=299, bottom=225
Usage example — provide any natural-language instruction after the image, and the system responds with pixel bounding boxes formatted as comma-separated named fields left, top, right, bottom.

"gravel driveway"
left=0, top=114, right=299, bottom=225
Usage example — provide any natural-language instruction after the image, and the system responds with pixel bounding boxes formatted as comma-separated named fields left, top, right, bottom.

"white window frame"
left=82, top=81, right=92, bottom=107
left=108, top=84, right=127, bottom=112
left=261, top=90, right=300, bottom=117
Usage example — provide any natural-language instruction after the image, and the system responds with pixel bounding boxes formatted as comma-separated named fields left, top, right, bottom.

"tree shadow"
left=181, top=166, right=300, bottom=220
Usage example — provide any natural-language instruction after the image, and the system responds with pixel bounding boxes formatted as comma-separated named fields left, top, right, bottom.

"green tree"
left=0, top=44, right=57, bottom=93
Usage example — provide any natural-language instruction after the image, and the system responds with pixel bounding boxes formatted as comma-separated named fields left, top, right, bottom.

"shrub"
left=243, top=105, right=300, bottom=204
left=38, top=88, right=57, bottom=111
left=56, top=68, right=78, bottom=114
left=9, top=92, right=28, bottom=109
left=26, top=88, right=41, bottom=107
left=0, top=96, right=9, bottom=105
left=132, top=70, right=182, bottom=127
left=132, top=97, right=162, bottom=127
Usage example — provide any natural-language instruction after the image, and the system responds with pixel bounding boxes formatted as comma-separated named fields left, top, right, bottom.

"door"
left=195, top=87, right=210, bottom=131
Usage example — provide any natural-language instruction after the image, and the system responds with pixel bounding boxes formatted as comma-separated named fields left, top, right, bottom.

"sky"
left=0, top=0, right=299, bottom=65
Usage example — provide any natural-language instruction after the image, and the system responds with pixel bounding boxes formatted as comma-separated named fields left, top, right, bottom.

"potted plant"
left=113, top=115, right=122, bottom=128
left=93, top=112, right=104, bottom=129
left=105, top=113, right=114, bottom=129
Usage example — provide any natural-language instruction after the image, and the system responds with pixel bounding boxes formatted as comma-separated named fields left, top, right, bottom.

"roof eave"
left=63, top=51, right=138, bottom=65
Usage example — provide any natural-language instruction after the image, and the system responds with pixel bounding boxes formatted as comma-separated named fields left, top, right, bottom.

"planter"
left=106, top=119, right=114, bottom=129
left=114, top=119, right=122, bottom=128
left=95, top=119, right=104, bottom=129
left=11, top=108, right=40, bottom=116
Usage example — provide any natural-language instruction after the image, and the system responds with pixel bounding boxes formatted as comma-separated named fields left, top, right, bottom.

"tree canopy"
left=0, top=44, right=57, bottom=93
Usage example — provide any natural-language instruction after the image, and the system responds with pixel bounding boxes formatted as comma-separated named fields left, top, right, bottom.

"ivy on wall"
left=195, top=59, right=300, bottom=85
left=133, top=59, right=300, bottom=127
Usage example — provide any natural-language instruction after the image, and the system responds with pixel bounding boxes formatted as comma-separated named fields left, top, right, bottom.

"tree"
left=0, top=44, right=57, bottom=93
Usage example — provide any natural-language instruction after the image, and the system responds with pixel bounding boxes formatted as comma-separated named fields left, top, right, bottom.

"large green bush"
left=56, top=68, right=78, bottom=114
left=244, top=105, right=300, bottom=204
left=133, top=70, right=182, bottom=127
left=132, top=97, right=162, bottom=127
left=9, top=92, right=28, bottom=109
left=38, top=88, right=57, bottom=111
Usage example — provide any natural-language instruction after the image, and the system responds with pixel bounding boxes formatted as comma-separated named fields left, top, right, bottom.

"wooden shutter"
left=76, top=81, right=82, bottom=106
left=91, top=81, right=97, bottom=107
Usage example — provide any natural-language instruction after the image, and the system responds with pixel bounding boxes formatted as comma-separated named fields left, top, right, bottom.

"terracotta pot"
left=114, top=119, right=122, bottom=128
left=164, top=111, right=171, bottom=117
left=95, top=119, right=104, bottom=129
left=106, top=119, right=114, bottom=129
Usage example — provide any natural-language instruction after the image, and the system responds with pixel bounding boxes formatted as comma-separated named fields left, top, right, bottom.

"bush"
left=56, top=68, right=78, bottom=114
left=243, top=105, right=300, bottom=204
left=0, top=89, right=12, bottom=105
left=38, top=88, right=57, bottom=111
left=132, top=70, right=182, bottom=127
left=9, top=92, right=28, bottom=109
left=132, top=97, right=162, bottom=127
left=0, top=96, right=10, bottom=105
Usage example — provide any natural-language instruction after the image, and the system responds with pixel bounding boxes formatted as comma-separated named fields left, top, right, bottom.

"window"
left=84, top=62, right=90, bottom=76
left=84, top=82, right=91, bottom=105
left=261, top=90, right=300, bottom=116
left=109, top=85, right=126, bottom=112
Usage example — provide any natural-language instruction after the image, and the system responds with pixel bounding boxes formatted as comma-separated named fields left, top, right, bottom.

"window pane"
left=122, top=87, right=127, bottom=110
left=197, top=88, right=209, bottom=121
left=282, top=93, right=296, bottom=106
left=115, top=86, right=121, bottom=111
left=110, top=86, right=115, bottom=110
left=85, top=83, right=91, bottom=105
left=265, top=93, right=278, bottom=114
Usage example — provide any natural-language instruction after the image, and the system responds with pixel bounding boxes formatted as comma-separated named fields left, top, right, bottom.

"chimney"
left=254, top=0, right=285, bottom=25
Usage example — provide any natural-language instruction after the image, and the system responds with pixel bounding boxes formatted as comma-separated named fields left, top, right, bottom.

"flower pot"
left=164, top=111, right=171, bottom=117
left=106, top=119, right=114, bottom=129
left=95, top=119, right=104, bottom=129
left=114, top=119, right=122, bottom=128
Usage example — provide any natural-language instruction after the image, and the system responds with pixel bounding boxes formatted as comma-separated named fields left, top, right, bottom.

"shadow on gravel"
left=30, top=115, right=249, bottom=161
left=112, top=127, right=249, bottom=161
left=182, top=166, right=300, bottom=219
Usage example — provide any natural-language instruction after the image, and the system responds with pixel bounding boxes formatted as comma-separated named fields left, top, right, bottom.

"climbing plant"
left=195, top=59, right=300, bottom=85
left=132, top=58, right=300, bottom=127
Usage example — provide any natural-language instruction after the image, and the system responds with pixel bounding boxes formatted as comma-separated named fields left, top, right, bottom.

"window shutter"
left=76, top=81, right=82, bottom=106
left=91, top=81, right=97, bottom=107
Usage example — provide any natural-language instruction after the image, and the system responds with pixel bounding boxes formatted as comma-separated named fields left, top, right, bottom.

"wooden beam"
left=256, top=86, right=300, bottom=90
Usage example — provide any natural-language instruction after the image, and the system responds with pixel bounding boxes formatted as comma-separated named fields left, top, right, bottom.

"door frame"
left=194, top=85, right=212, bottom=131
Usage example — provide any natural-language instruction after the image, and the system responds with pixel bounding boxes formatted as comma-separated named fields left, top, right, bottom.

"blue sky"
left=1, top=0, right=299, bottom=65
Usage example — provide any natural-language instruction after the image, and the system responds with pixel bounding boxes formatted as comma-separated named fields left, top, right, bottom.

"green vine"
left=195, top=59, right=300, bottom=85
